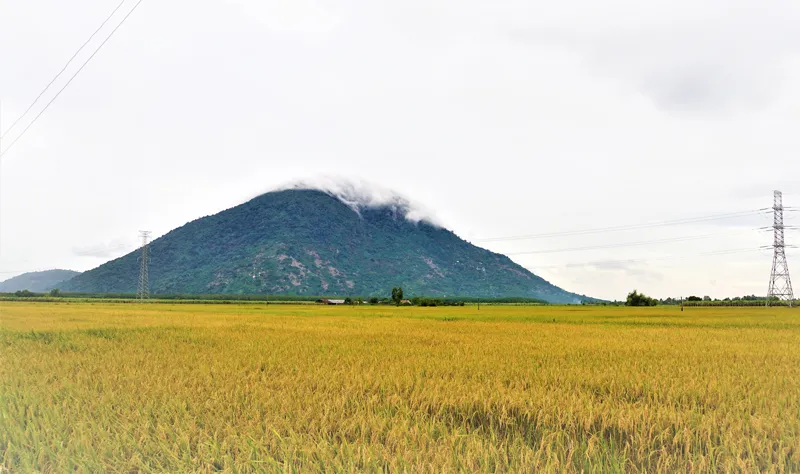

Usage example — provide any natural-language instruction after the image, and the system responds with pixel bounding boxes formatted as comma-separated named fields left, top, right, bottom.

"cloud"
left=566, top=260, right=664, bottom=283
left=730, top=182, right=800, bottom=201
left=508, top=0, right=800, bottom=113
left=273, top=175, right=443, bottom=226
left=72, top=238, right=134, bottom=258
left=231, top=0, right=341, bottom=37
left=641, top=67, right=739, bottom=113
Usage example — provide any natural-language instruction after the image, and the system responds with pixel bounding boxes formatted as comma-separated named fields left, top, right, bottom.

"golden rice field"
left=1, top=302, right=799, bottom=473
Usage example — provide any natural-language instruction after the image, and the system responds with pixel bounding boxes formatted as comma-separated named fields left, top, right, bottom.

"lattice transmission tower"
left=767, top=191, right=794, bottom=307
left=137, top=231, right=151, bottom=300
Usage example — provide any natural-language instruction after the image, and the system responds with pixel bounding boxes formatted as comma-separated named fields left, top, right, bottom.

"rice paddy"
left=1, top=302, right=799, bottom=472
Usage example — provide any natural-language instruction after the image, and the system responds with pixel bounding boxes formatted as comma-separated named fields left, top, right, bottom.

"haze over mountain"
left=61, top=187, right=591, bottom=303
left=0, top=269, right=80, bottom=293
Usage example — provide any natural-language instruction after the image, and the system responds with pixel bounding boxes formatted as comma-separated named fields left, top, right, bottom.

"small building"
left=400, top=299, right=412, bottom=306
left=318, top=299, right=346, bottom=305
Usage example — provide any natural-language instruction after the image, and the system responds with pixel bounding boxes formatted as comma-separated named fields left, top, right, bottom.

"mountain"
left=61, top=188, right=591, bottom=303
left=0, top=269, right=81, bottom=293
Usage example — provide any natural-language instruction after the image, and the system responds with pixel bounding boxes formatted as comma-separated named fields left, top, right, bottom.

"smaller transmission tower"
left=767, top=191, right=794, bottom=307
left=137, top=231, right=151, bottom=300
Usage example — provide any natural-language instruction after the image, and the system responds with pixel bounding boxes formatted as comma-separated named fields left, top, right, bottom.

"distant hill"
left=0, top=269, right=81, bottom=293
left=61, top=188, right=593, bottom=303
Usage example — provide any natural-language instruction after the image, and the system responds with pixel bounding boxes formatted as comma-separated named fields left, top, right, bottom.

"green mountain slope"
left=61, top=189, right=590, bottom=303
left=0, top=269, right=81, bottom=292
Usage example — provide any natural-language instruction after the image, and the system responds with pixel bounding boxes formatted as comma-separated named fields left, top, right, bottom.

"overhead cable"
left=477, top=209, right=770, bottom=243
left=504, top=228, right=764, bottom=256
left=0, top=0, right=146, bottom=158
left=0, top=0, right=127, bottom=140
left=524, top=247, right=768, bottom=270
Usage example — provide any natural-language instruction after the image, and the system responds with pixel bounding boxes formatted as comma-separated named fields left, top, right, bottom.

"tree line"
left=3, top=286, right=547, bottom=307
left=610, top=290, right=793, bottom=307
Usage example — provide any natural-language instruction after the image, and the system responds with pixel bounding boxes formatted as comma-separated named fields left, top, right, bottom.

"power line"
left=0, top=0, right=127, bottom=140
left=0, top=0, right=146, bottom=159
left=525, top=247, right=769, bottom=271
left=476, top=209, right=770, bottom=243
left=504, top=227, right=764, bottom=256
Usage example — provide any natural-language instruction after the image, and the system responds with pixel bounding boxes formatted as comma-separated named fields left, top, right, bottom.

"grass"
left=1, top=302, right=799, bottom=472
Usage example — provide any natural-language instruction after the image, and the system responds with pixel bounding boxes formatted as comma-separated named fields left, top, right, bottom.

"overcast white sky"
left=1, top=0, right=799, bottom=300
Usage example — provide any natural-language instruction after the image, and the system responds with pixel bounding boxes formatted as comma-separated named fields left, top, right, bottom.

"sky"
left=1, top=0, right=799, bottom=301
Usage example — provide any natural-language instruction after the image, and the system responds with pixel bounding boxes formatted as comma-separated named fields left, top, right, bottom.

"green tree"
left=368, top=297, right=379, bottom=304
left=626, top=290, right=658, bottom=307
left=49, top=288, right=61, bottom=297
left=391, top=287, right=404, bottom=306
